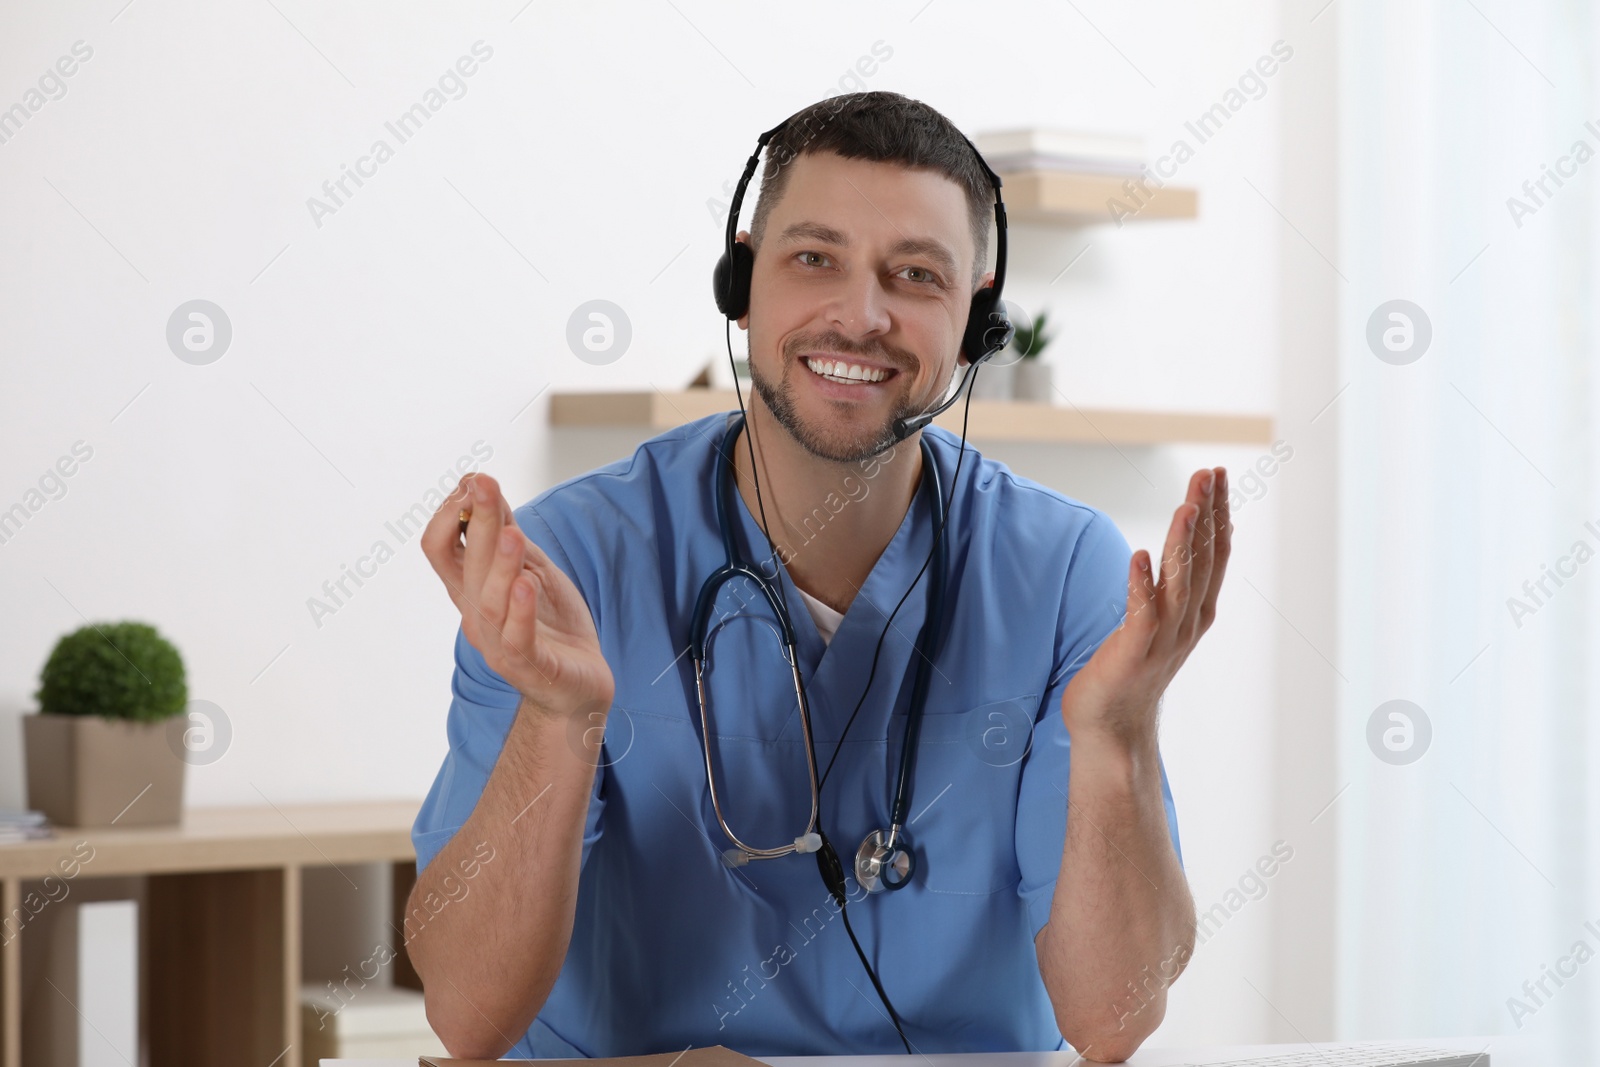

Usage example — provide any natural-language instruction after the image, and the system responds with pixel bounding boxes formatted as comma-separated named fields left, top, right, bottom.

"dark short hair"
left=748, top=91, right=993, bottom=288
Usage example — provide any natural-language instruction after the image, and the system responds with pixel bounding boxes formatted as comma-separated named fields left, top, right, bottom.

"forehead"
left=765, top=151, right=976, bottom=270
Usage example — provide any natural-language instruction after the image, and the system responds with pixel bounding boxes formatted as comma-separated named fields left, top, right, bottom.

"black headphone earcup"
left=961, top=288, right=1014, bottom=366
left=713, top=240, right=754, bottom=320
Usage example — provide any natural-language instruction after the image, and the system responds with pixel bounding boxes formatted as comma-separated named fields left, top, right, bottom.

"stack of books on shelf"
left=974, top=127, right=1144, bottom=177
left=0, top=810, right=53, bottom=843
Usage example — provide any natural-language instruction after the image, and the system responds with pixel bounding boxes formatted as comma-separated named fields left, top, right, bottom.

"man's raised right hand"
left=422, top=473, right=615, bottom=719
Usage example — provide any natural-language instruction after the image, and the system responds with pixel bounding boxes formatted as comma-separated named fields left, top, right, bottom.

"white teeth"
left=804, top=357, right=889, bottom=383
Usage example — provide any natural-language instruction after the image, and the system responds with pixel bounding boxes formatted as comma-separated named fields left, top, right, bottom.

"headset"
left=706, top=102, right=1012, bottom=1053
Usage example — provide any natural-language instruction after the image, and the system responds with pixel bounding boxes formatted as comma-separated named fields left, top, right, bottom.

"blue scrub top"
left=412, top=410, right=1182, bottom=1058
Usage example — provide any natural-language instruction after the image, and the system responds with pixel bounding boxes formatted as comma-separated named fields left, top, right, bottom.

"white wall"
left=0, top=0, right=1334, bottom=1049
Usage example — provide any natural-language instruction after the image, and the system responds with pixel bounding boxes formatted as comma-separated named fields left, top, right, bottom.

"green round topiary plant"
left=1012, top=307, right=1055, bottom=360
left=35, top=621, right=187, bottom=723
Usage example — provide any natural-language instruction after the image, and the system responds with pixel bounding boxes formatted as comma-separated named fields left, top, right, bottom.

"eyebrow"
left=775, top=220, right=960, bottom=281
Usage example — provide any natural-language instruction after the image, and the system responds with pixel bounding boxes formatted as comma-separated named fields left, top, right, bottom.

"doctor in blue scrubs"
left=405, top=92, right=1231, bottom=1063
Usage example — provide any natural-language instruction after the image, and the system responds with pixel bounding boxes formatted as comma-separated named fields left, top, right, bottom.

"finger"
left=1198, top=467, right=1233, bottom=633
left=1156, top=499, right=1199, bottom=640
left=499, top=570, right=547, bottom=685
left=456, top=471, right=512, bottom=538
left=492, top=491, right=556, bottom=581
left=421, top=478, right=475, bottom=610
left=477, top=523, right=526, bottom=634
left=462, top=473, right=509, bottom=602
left=519, top=545, right=564, bottom=601
left=1180, top=469, right=1218, bottom=642
left=493, top=479, right=517, bottom=525
left=1123, top=549, right=1159, bottom=652
left=520, top=536, right=556, bottom=576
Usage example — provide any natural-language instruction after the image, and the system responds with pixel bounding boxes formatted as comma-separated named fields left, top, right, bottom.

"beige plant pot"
left=23, top=714, right=185, bottom=828
left=969, top=358, right=1016, bottom=400
left=1012, top=360, right=1055, bottom=403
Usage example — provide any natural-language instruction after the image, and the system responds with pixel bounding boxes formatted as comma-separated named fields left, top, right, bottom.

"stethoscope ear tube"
left=696, top=414, right=947, bottom=894
left=696, top=634, right=821, bottom=864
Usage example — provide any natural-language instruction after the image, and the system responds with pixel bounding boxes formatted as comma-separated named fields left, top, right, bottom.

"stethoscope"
left=689, top=413, right=948, bottom=893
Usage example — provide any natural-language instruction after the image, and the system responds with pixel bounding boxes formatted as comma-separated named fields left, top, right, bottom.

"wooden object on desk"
left=0, top=800, right=421, bottom=1067
left=550, top=389, right=1273, bottom=446
left=422, top=1045, right=760, bottom=1065
left=1002, top=169, right=1198, bottom=223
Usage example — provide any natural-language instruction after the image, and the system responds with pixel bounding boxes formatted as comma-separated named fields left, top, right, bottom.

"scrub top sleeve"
left=1014, top=510, right=1183, bottom=942
left=411, top=507, right=607, bottom=876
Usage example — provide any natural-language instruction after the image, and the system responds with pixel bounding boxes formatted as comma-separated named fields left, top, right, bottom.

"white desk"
left=325, top=1035, right=1535, bottom=1066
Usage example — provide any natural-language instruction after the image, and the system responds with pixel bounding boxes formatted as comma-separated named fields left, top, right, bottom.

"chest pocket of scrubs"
left=897, top=694, right=1042, bottom=896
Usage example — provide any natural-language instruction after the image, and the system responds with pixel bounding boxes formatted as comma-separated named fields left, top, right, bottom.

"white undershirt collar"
left=794, top=585, right=845, bottom=646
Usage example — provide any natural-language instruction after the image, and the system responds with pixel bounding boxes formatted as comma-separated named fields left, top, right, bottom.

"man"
left=407, top=91, right=1230, bottom=1061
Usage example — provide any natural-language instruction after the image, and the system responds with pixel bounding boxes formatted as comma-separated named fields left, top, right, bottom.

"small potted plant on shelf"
left=1010, top=307, right=1056, bottom=402
left=24, top=621, right=189, bottom=828
left=968, top=350, right=1016, bottom=400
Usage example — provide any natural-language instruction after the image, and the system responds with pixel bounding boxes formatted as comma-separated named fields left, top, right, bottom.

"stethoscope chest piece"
left=855, top=828, right=914, bottom=893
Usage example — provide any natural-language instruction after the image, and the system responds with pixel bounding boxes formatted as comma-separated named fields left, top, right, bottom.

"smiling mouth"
left=802, top=355, right=898, bottom=385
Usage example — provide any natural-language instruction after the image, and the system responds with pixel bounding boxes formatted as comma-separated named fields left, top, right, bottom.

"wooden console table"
left=0, top=800, right=422, bottom=1067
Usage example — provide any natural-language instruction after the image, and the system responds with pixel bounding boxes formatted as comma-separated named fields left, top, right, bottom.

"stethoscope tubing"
left=689, top=413, right=946, bottom=868
left=886, top=454, right=946, bottom=846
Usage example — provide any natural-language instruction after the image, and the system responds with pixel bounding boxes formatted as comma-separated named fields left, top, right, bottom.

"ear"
left=736, top=229, right=753, bottom=331
left=958, top=270, right=999, bottom=366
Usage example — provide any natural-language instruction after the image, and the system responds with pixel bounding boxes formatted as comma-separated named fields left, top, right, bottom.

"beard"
left=747, top=331, right=929, bottom=464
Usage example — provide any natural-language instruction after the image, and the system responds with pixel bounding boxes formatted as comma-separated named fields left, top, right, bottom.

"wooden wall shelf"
left=550, top=389, right=1272, bottom=446
left=1002, top=169, right=1197, bottom=224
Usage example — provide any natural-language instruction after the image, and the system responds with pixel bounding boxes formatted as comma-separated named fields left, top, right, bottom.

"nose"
left=825, top=264, right=892, bottom=344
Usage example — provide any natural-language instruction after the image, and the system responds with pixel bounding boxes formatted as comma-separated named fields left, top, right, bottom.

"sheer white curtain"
left=1337, top=0, right=1599, bottom=1058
